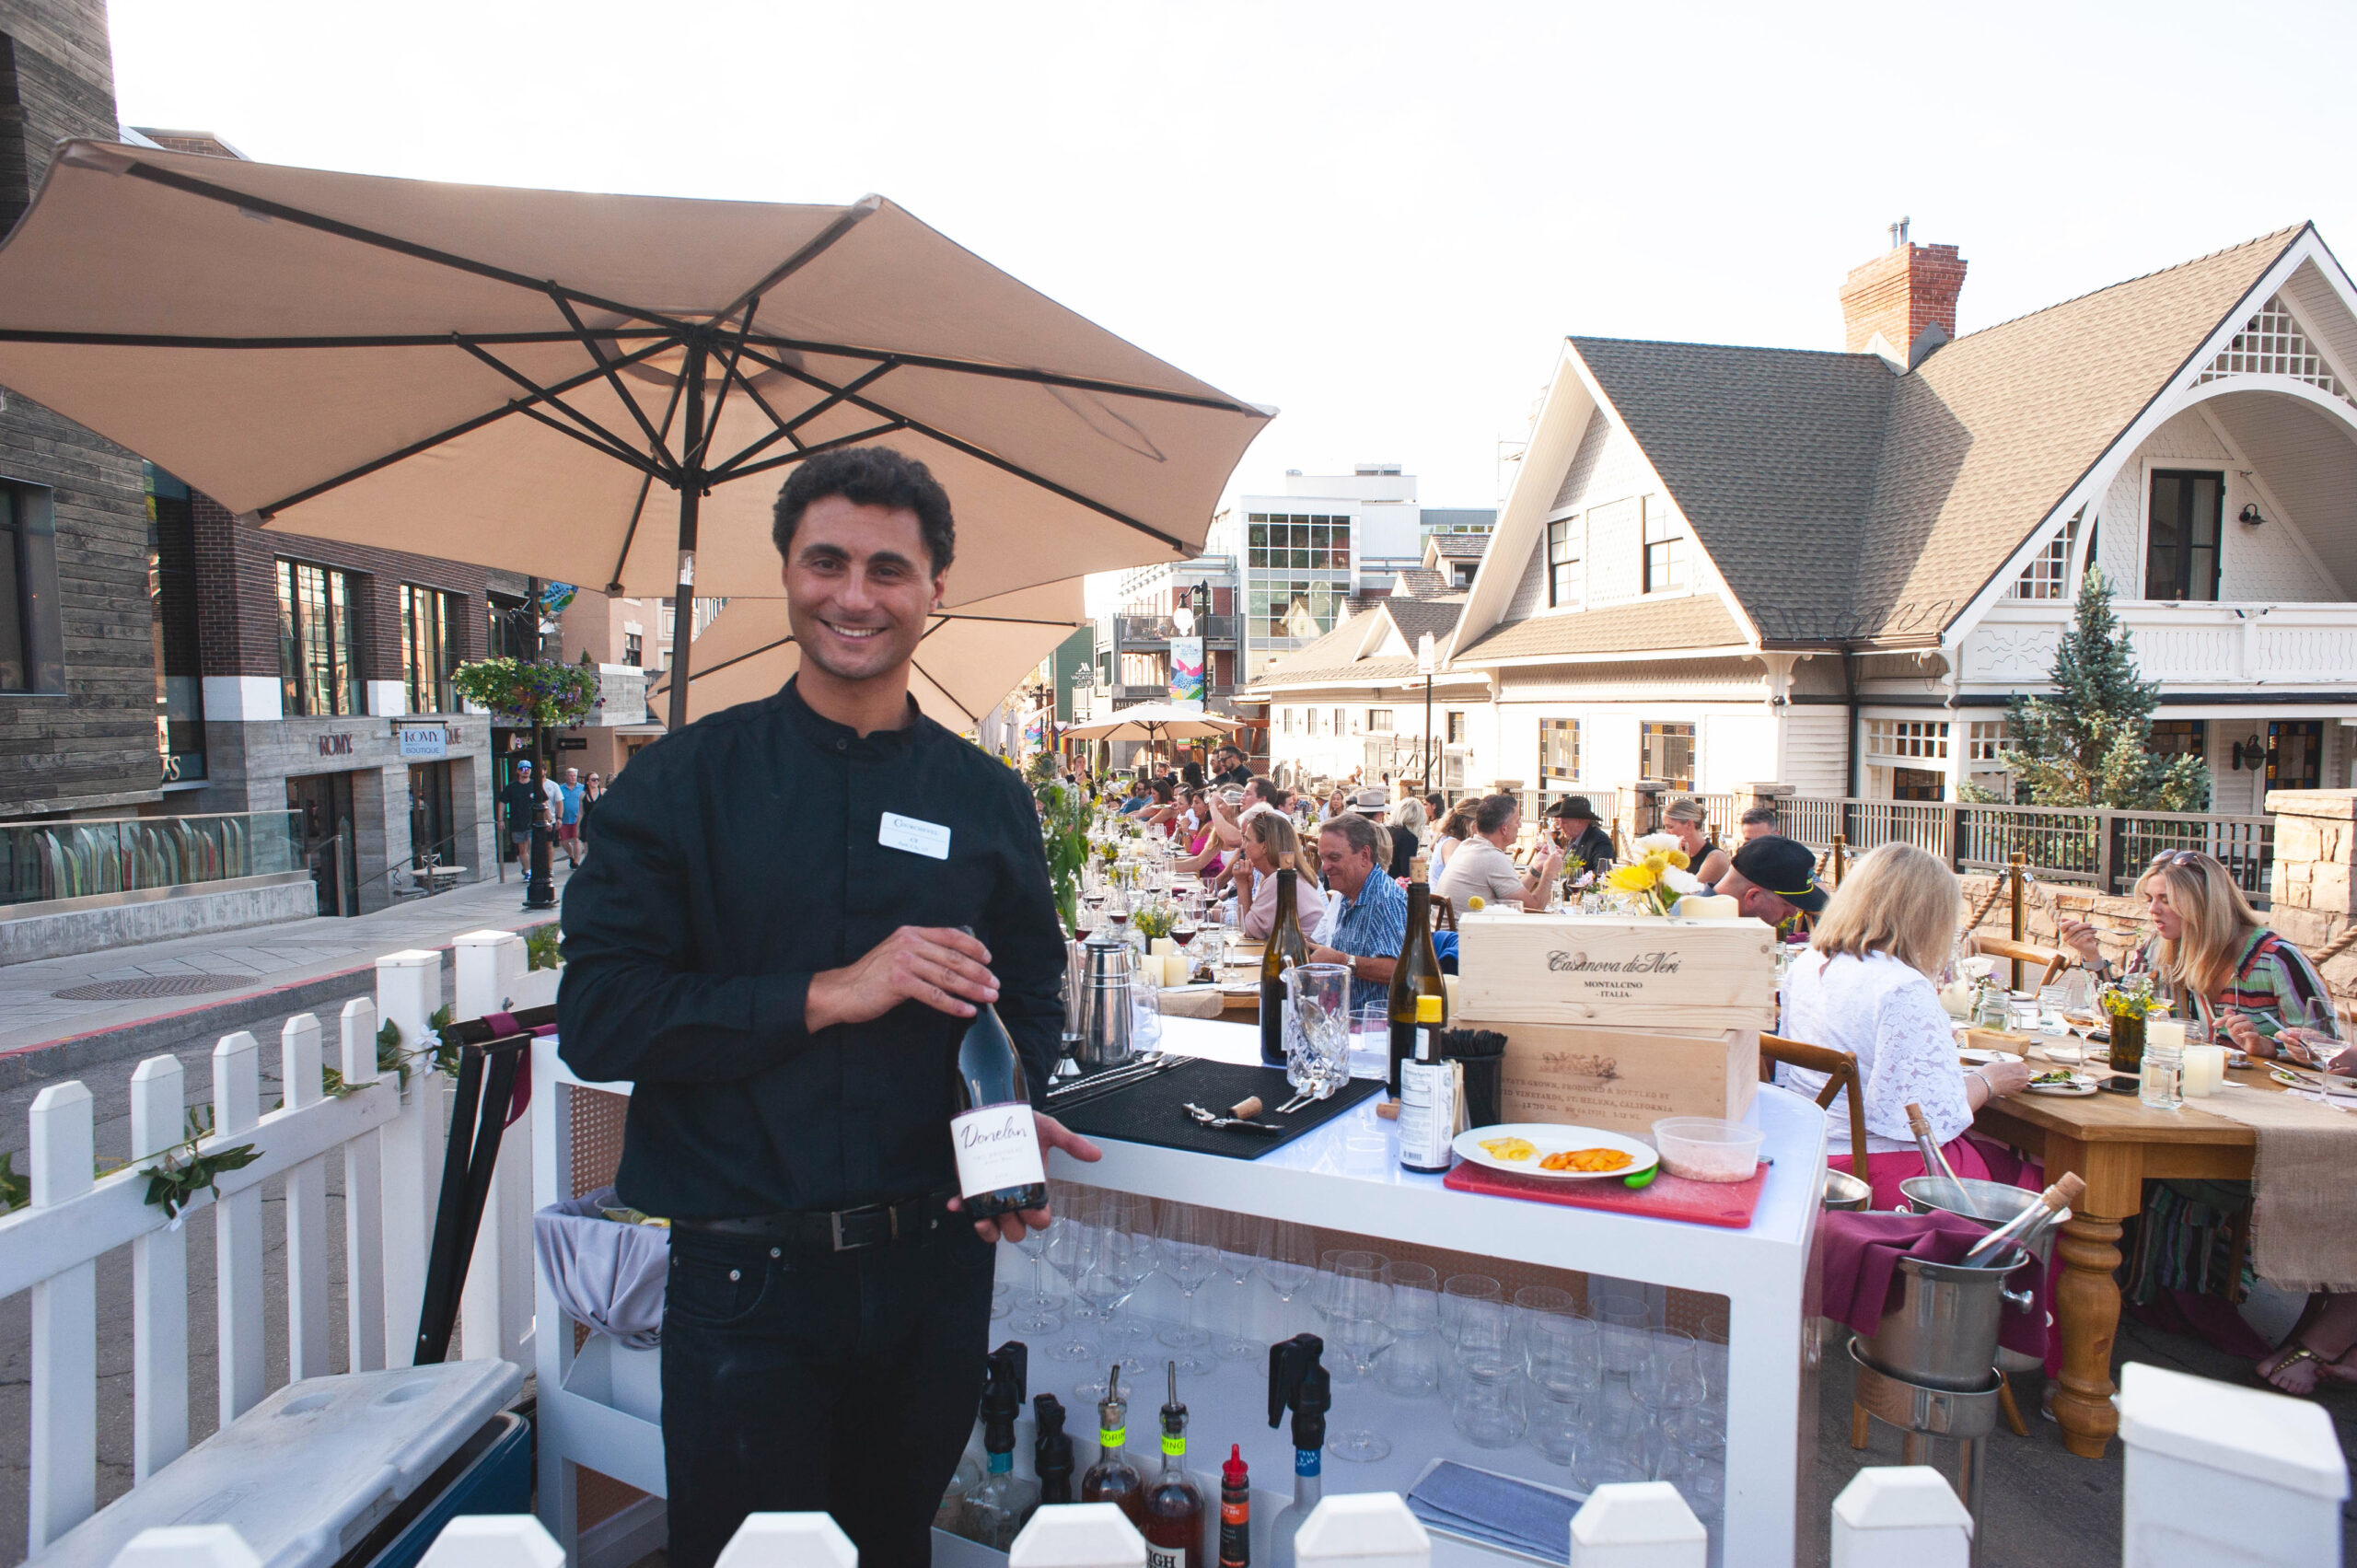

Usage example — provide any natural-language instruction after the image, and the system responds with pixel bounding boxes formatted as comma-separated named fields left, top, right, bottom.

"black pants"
left=659, top=1217, right=996, bottom=1568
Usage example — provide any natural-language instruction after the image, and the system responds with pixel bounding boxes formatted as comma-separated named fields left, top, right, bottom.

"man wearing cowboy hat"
left=1541, top=795, right=1617, bottom=880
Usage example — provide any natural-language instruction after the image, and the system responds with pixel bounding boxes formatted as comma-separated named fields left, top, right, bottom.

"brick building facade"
left=0, top=0, right=160, bottom=820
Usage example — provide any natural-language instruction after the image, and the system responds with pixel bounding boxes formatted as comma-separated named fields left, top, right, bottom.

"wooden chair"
left=1759, top=1032, right=1869, bottom=1173
left=1970, top=935, right=2070, bottom=992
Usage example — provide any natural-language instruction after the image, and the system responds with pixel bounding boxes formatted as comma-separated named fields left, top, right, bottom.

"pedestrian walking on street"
left=500, top=760, right=549, bottom=900
left=557, top=767, right=586, bottom=867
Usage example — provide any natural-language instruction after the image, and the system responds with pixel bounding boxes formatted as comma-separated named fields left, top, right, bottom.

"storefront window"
left=401, top=583, right=463, bottom=714
left=277, top=559, right=363, bottom=717
left=147, top=467, right=205, bottom=780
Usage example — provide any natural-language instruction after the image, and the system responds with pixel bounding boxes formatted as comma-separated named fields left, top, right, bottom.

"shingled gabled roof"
left=1255, top=595, right=1468, bottom=688
left=1565, top=225, right=2310, bottom=645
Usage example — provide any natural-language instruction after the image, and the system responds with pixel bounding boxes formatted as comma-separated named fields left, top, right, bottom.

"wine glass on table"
left=1042, top=1190, right=1104, bottom=1365
left=1256, top=1219, right=1319, bottom=1339
left=1213, top=1214, right=1264, bottom=1362
left=1088, top=1195, right=1157, bottom=1372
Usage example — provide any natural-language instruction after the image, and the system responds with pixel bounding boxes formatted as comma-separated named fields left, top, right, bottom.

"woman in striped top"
left=2062, top=849, right=2349, bottom=1393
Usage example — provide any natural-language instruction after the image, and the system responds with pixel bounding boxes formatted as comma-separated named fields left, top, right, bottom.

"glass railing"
left=1, top=809, right=304, bottom=909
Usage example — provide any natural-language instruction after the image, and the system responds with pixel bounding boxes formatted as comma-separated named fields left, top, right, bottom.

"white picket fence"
left=3, top=929, right=551, bottom=1558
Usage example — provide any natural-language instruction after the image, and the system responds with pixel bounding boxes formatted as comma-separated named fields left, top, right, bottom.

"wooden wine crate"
left=1472, top=1016, right=1761, bottom=1140
left=1454, top=912, right=1777, bottom=1030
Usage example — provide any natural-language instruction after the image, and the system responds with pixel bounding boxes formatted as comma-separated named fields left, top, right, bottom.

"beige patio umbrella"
left=650, top=578, right=1085, bottom=729
left=1064, top=702, right=1246, bottom=757
left=0, top=141, right=1271, bottom=726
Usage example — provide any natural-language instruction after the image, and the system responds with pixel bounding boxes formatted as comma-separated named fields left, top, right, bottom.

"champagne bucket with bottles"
left=1077, top=929, right=1137, bottom=1071
left=1854, top=1244, right=2037, bottom=1392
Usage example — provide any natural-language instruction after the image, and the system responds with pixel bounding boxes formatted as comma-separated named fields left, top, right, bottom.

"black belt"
left=674, top=1186, right=958, bottom=1251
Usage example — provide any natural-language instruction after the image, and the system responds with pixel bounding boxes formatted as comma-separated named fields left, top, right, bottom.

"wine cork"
left=1376, top=1098, right=1401, bottom=1121
left=1230, top=1096, right=1264, bottom=1120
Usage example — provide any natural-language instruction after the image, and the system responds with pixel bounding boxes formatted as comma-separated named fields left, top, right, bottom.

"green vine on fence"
left=377, top=1003, right=461, bottom=1090
left=525, top=923, right=563, bottom=972
left=141, top=1105, right=261, bottom=1222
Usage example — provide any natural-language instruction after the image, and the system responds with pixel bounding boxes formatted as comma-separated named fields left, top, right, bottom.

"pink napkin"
left=1819, top=1209, right=2048, bottom=1358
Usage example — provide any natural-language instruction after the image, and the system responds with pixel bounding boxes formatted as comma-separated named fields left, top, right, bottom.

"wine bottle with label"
left=1260, top=868, right=1310, bottom=1066
left=951, top=937, right=1048, bottom=1219
left=1386, top=865, right=1446, bottom=1097
left=1397, top=995, right=1457, bottom=1174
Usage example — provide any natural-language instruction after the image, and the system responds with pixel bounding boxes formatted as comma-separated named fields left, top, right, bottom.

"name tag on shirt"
left=878, top=811, right=952, bottom=861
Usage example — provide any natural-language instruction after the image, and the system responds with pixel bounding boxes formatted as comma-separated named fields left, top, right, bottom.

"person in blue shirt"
left=1306, top=811, right=1411, bottom=987
left=1114, top=777, right=1151, bottom=815
left=555, top=767, right=587, bottom=867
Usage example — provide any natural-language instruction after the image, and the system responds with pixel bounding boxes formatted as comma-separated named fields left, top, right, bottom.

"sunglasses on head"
left=2148, top=850, right=2203, bottom=869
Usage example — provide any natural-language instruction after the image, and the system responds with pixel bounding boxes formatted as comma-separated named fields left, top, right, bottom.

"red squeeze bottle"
left=1220, top=1444, right=1250, bottom=1568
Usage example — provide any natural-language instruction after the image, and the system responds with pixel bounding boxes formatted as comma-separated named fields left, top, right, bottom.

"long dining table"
left=1972, top=1063, right=2286, bottom=1459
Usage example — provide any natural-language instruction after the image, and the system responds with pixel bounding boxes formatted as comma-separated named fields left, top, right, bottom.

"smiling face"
left=781, top=495, right=946, bottom=688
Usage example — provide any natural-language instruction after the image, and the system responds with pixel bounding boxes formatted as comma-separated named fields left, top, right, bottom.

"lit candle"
left=2183, top=1043, right=2226, bottom=1098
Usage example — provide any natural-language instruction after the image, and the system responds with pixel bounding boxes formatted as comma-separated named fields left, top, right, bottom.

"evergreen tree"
left=1994, top=567, right=2210, bottom=810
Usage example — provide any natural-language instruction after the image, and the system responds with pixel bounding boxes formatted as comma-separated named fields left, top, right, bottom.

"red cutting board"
left=1443, top=1156, right=1770, bottom=1229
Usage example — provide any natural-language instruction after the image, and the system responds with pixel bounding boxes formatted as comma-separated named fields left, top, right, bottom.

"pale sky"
left=108, top=0, right=2357, bottom=513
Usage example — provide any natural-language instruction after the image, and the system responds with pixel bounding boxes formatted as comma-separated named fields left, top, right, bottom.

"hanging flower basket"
left=452, top=657, right=600, bottom=729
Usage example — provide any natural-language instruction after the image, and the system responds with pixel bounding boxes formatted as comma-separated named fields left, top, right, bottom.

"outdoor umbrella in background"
left=0, top=141, right=1272, bottom=726
left=1064, top=700, right=1245, bottom=770
left=650, top=577, right=1086, bottom=730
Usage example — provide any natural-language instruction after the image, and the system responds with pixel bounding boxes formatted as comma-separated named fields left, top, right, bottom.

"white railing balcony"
left=1964, top=599, right=2357, bottom=690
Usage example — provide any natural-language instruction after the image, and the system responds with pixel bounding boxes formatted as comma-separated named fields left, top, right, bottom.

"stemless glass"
left=1325, top=1252, right=1395, bottom=1462
left=1379, top=1261, right=1444, bottom=1400
left=1594, top=1286, right=1653, bottom=1380
left=1156, top=1205, right=1219, bottom=1376
left=1448, top=1296, right=1527, bottom=1449
left=1523, top=1307, right=1601, bottom=1464
left=1439, top=1273, right=1504, bottom=1348
left=1634, top=1328, right=1709, bottom=1422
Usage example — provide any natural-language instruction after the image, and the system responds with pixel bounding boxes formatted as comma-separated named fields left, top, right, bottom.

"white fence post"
left=1295, top=1494, right=1431, bottom=1568
left=110, top=1524, right=263, bottom=1568
left=340, top=998, right=388, bottom=1373
left=281, top=1014, right=332, bottom=1380
left=1829, top=1468, right=1970, bottom=1568
left=1007, top=1503, right=1147, bottom=1568
left=417, top=1516, right=564, bottom=1568
left=29, top=1080, right=97, bottom=1553
left=129, top=1056, right=189, bottom=1482
left=713, top=1513, right=859, bottom=1568
left=454, top=928, right=532, bottom=1367
left=2118, top=1361, right=2351, bottom=1565
left=1568, top=1481, right=1707, bottom=1568
left=212, top=1030, right=265, bottom=1423
left=377, top=948, right=446, bottom=1367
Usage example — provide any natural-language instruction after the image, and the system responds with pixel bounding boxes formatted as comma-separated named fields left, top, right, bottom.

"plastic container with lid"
left=1650, top=1117, right=1765, bottom=1183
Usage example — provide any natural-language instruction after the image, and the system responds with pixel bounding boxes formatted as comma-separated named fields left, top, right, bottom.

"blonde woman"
left=1778, top=842, right=2032, bottom=1208
left=1237, top=805, right=1328, bottom=940
left=1662, top=798, right=1733, bottom=889
left=2061, top=851, right=2349, bottom=1394
left=1429, top=798, right=1479, bottom=878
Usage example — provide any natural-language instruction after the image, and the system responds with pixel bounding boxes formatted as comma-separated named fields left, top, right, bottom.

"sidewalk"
left=0, top=863, right=572, bottom=1079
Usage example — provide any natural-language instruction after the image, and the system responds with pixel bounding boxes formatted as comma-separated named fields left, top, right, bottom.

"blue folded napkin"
left=1408, top=1459, right=1577, bottom=1563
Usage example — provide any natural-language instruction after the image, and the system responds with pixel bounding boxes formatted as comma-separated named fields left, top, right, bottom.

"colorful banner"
left=1168, top=636, right=1205, bottom=711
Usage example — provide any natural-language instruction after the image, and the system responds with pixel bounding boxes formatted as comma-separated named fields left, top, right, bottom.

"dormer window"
left=1547, top=517, right=1582, bottom=609
left=2144, top=470, right=2221, bottom=601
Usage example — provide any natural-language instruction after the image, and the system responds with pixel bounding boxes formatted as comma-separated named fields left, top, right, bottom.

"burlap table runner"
left=2189, top=1085, right=2357, bottom=1292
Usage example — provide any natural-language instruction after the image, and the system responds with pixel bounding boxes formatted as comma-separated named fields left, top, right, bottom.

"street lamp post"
left=1417, top=632, right=1436, bottom=794
left=503, top=601, right=560, bottom=912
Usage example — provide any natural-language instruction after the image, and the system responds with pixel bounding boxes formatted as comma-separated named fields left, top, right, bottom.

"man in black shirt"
left=558, top=447, right=1097, bottom=1568
left=1542, top=795, right=1617, bottom=882
left=1209, top=742, right=1254, bottom=787
left=497, top=760, right=548, bottom=900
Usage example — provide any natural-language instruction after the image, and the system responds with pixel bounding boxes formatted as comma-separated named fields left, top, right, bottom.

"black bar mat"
left=1051, top=1058, right=1385, bottom=1159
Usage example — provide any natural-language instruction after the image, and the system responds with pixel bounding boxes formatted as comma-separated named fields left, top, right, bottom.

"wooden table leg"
left=2052, top=1210, right=2125, bottom=1458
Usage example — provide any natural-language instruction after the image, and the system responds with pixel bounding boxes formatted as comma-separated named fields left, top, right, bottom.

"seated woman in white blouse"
left=1778, top=842, right=2033, bottom=1209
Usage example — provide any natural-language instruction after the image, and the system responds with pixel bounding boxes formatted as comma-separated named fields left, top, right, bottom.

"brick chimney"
left=1840, top=239, right=1968, bottom=358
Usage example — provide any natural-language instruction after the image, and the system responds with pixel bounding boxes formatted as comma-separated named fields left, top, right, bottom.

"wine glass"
left=1213, top=1214, right=1264, bottom=1363
left=1256, top=1219, right=1319, bottom=1337
left=1042, top=1191, right=1103, bottom=1365
left=1088, top=1196, right=1157, bottom=1365
left=1155, top=1205, right=1219, bottom=1375
left=1324, top=1252, right=1394, bottom=1462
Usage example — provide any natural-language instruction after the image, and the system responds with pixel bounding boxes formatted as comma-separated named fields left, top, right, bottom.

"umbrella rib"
left=605, top=367, right=691, bottom=592
left=117, top=159, right=702, bottom=337
left=909, top=656, right=980, bottom=725
left=685, top=633, right=795, bottom=682
left=931, top=612, right=1086, bottom=627
left=455, top=336, right=668, bottom=476
left=736, top=346, right=1189, bottom=552
left=707, top=359, right=899, bottom=480
left=710, top=198, right=882, bottom=325
left=253, top=333, right=679, bottom=517
left=0, top=328, right=672, bottom=350
left=722, top=419, right=911, bottom=483
left=691, top=304, right=762, bottom=469
left=737, top=334, right=1260, bottom=414
left=547, top=289, right=676, bottom=473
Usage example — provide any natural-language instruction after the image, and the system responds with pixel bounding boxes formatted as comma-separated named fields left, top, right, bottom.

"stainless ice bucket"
left=1854, top=1243, right=2036, bottom=1392
left=1822, top=1168, right=1873, bottom=1212
left=1900, top=1176, right=2058, bottom=1266
left=1076, top=931, right=1135, bottom=1071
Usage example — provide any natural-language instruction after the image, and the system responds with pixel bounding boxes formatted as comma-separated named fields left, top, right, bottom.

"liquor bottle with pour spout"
left=1142, top=1361, right=1207, bottom=1568
left=1386, top=860, right=1447, bottom=1097
left=1266, top=1334, right=1330, bottom=1568
left=1260, top=870, right=1310, bottom=1065
left=955, top=1342, right=1038, bottom=1548
left=1081, top=1364, right=1146, bottom=1524
left=950, top=926, right=1048, bottom=1221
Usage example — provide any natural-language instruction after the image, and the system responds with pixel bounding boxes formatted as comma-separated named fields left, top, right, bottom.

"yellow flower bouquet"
left=1607, top=832, right=1707, bottom=916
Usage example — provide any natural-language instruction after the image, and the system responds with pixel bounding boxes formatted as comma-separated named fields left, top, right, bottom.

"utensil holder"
left=1447, top=1052, right=1504, bottom=1129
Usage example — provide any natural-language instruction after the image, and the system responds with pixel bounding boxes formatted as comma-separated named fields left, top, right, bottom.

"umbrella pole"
left=663, top=345, right=708, bottom=733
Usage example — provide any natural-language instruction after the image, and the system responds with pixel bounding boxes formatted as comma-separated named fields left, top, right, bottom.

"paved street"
left=0, top=862, right=571, bottom=1069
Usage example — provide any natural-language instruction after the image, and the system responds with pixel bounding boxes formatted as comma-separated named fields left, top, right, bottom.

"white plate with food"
left=2024, top=1070, right=2100, bottom=1096
left=2032, top=1042, right=2085, bottom=1064
left=1452, top=1123, right=1660, bottom=1181
left=1956, top=1047, right=2011, bottom=1066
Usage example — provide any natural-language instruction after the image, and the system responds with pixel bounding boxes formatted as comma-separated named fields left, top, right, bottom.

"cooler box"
left=354, top=1411, right=532, bottom=1568
left=28, top=1359, right=524, bottom=1568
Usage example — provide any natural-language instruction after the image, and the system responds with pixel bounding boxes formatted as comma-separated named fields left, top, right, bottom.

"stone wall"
left=2264, top=790, right=2357, bottom=1007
